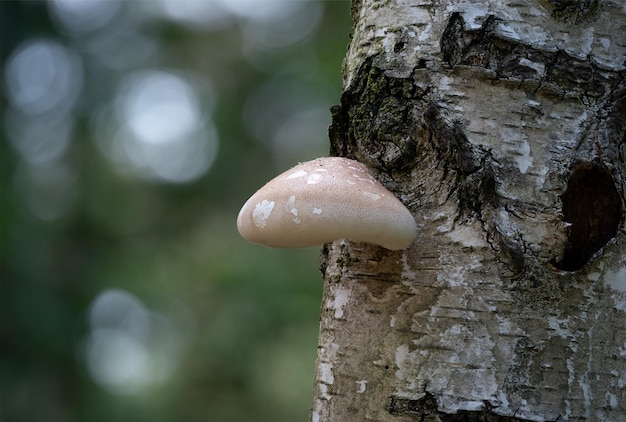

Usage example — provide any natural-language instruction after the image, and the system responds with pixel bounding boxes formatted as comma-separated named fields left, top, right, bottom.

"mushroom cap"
left=236, top=157, right=416, bottom=250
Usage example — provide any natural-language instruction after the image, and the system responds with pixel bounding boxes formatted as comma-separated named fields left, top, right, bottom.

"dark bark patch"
left=546, top=0, right=600, bottom=23
left=494, top=230, right=526, bottom=278
left=422, top=105, right=498, bottom=219
left=553, top=163, right=623, bottom=271
left=545, top=51, right=604, bottom=97
left=329, top=57, right=420, bottom=171
left=387, top=393, right=438, bottom=417
left=441, top=12, right=465, bottom=67
left=606, top=80, right=626, bottom=142
left=388, top=393, right=538, bottom=420
left=423, top=106, right=480, bottom=175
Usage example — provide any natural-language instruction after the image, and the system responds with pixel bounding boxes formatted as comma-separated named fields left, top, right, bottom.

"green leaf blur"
left=0, top=1, right=351, bottom=421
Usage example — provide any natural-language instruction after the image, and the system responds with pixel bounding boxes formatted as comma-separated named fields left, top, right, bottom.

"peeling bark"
left=312, top=1, right=626, bottom=421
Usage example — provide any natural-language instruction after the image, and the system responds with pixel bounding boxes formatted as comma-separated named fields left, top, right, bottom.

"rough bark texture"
left=311, top=1, right=626, bottom=421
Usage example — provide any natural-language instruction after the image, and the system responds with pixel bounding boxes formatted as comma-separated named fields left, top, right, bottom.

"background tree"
left=312, top=0, right=626, bottom=420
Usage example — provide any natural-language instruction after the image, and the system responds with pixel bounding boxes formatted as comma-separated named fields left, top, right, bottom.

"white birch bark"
left=312, top=1, right=626, bottom=420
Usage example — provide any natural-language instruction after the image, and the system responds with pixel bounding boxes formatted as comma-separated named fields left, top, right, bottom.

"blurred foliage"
left=0, top=1, right=352, bottom=421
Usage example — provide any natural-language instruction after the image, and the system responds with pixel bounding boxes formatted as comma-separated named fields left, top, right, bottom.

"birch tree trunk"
left=311, top=1, right=626, bottom=420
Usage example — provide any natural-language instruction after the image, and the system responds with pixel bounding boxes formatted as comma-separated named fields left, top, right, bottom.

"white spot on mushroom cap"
left=286, top=170, right=307, bottom=179
left=307, top=173, right=323, bottom=184
left=286, top=195, right=300, bottom=224
left=252, top=200, right=274, bottom=228
left=363, top=191, right=381, bottom=201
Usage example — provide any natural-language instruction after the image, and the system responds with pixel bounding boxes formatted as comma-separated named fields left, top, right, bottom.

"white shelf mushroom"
left=237, top=157, right=416, bottom=250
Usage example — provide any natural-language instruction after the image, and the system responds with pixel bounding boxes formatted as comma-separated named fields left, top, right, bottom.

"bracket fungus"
left=236, top=157, right=417, bottom=250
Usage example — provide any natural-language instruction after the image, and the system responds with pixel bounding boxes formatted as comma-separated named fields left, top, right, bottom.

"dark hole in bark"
left=553, top=163, right=622, bottom=271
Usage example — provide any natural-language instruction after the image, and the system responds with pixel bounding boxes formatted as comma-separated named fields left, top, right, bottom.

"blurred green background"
left=0, top=1, right=351, bottom=421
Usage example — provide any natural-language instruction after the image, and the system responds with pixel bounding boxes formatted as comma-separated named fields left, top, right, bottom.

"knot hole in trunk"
left=553, top=163, right=623, bottom=271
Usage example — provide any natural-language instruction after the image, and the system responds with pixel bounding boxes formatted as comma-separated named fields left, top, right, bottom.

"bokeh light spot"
left=97, top=70, right=218, bottom=183
left=86, top=328, right=150, bottom=395
left=156, top=0, right=231, bottom=30
left=5, top=108, right=74, bottom=166
left=216, top=0, right=305, bottom=23
left=88, top=289, right=151, bottom=338
left=49, top=0, right=122, bottom=36
left=4, top=38, right=83, bottom=115
left=118, top=71, right=201, bottom=145
left=85, top=289, right=193, bottom=395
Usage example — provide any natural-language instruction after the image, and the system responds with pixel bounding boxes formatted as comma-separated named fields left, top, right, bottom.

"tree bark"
left=311, top=1, right=626, bottom=421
